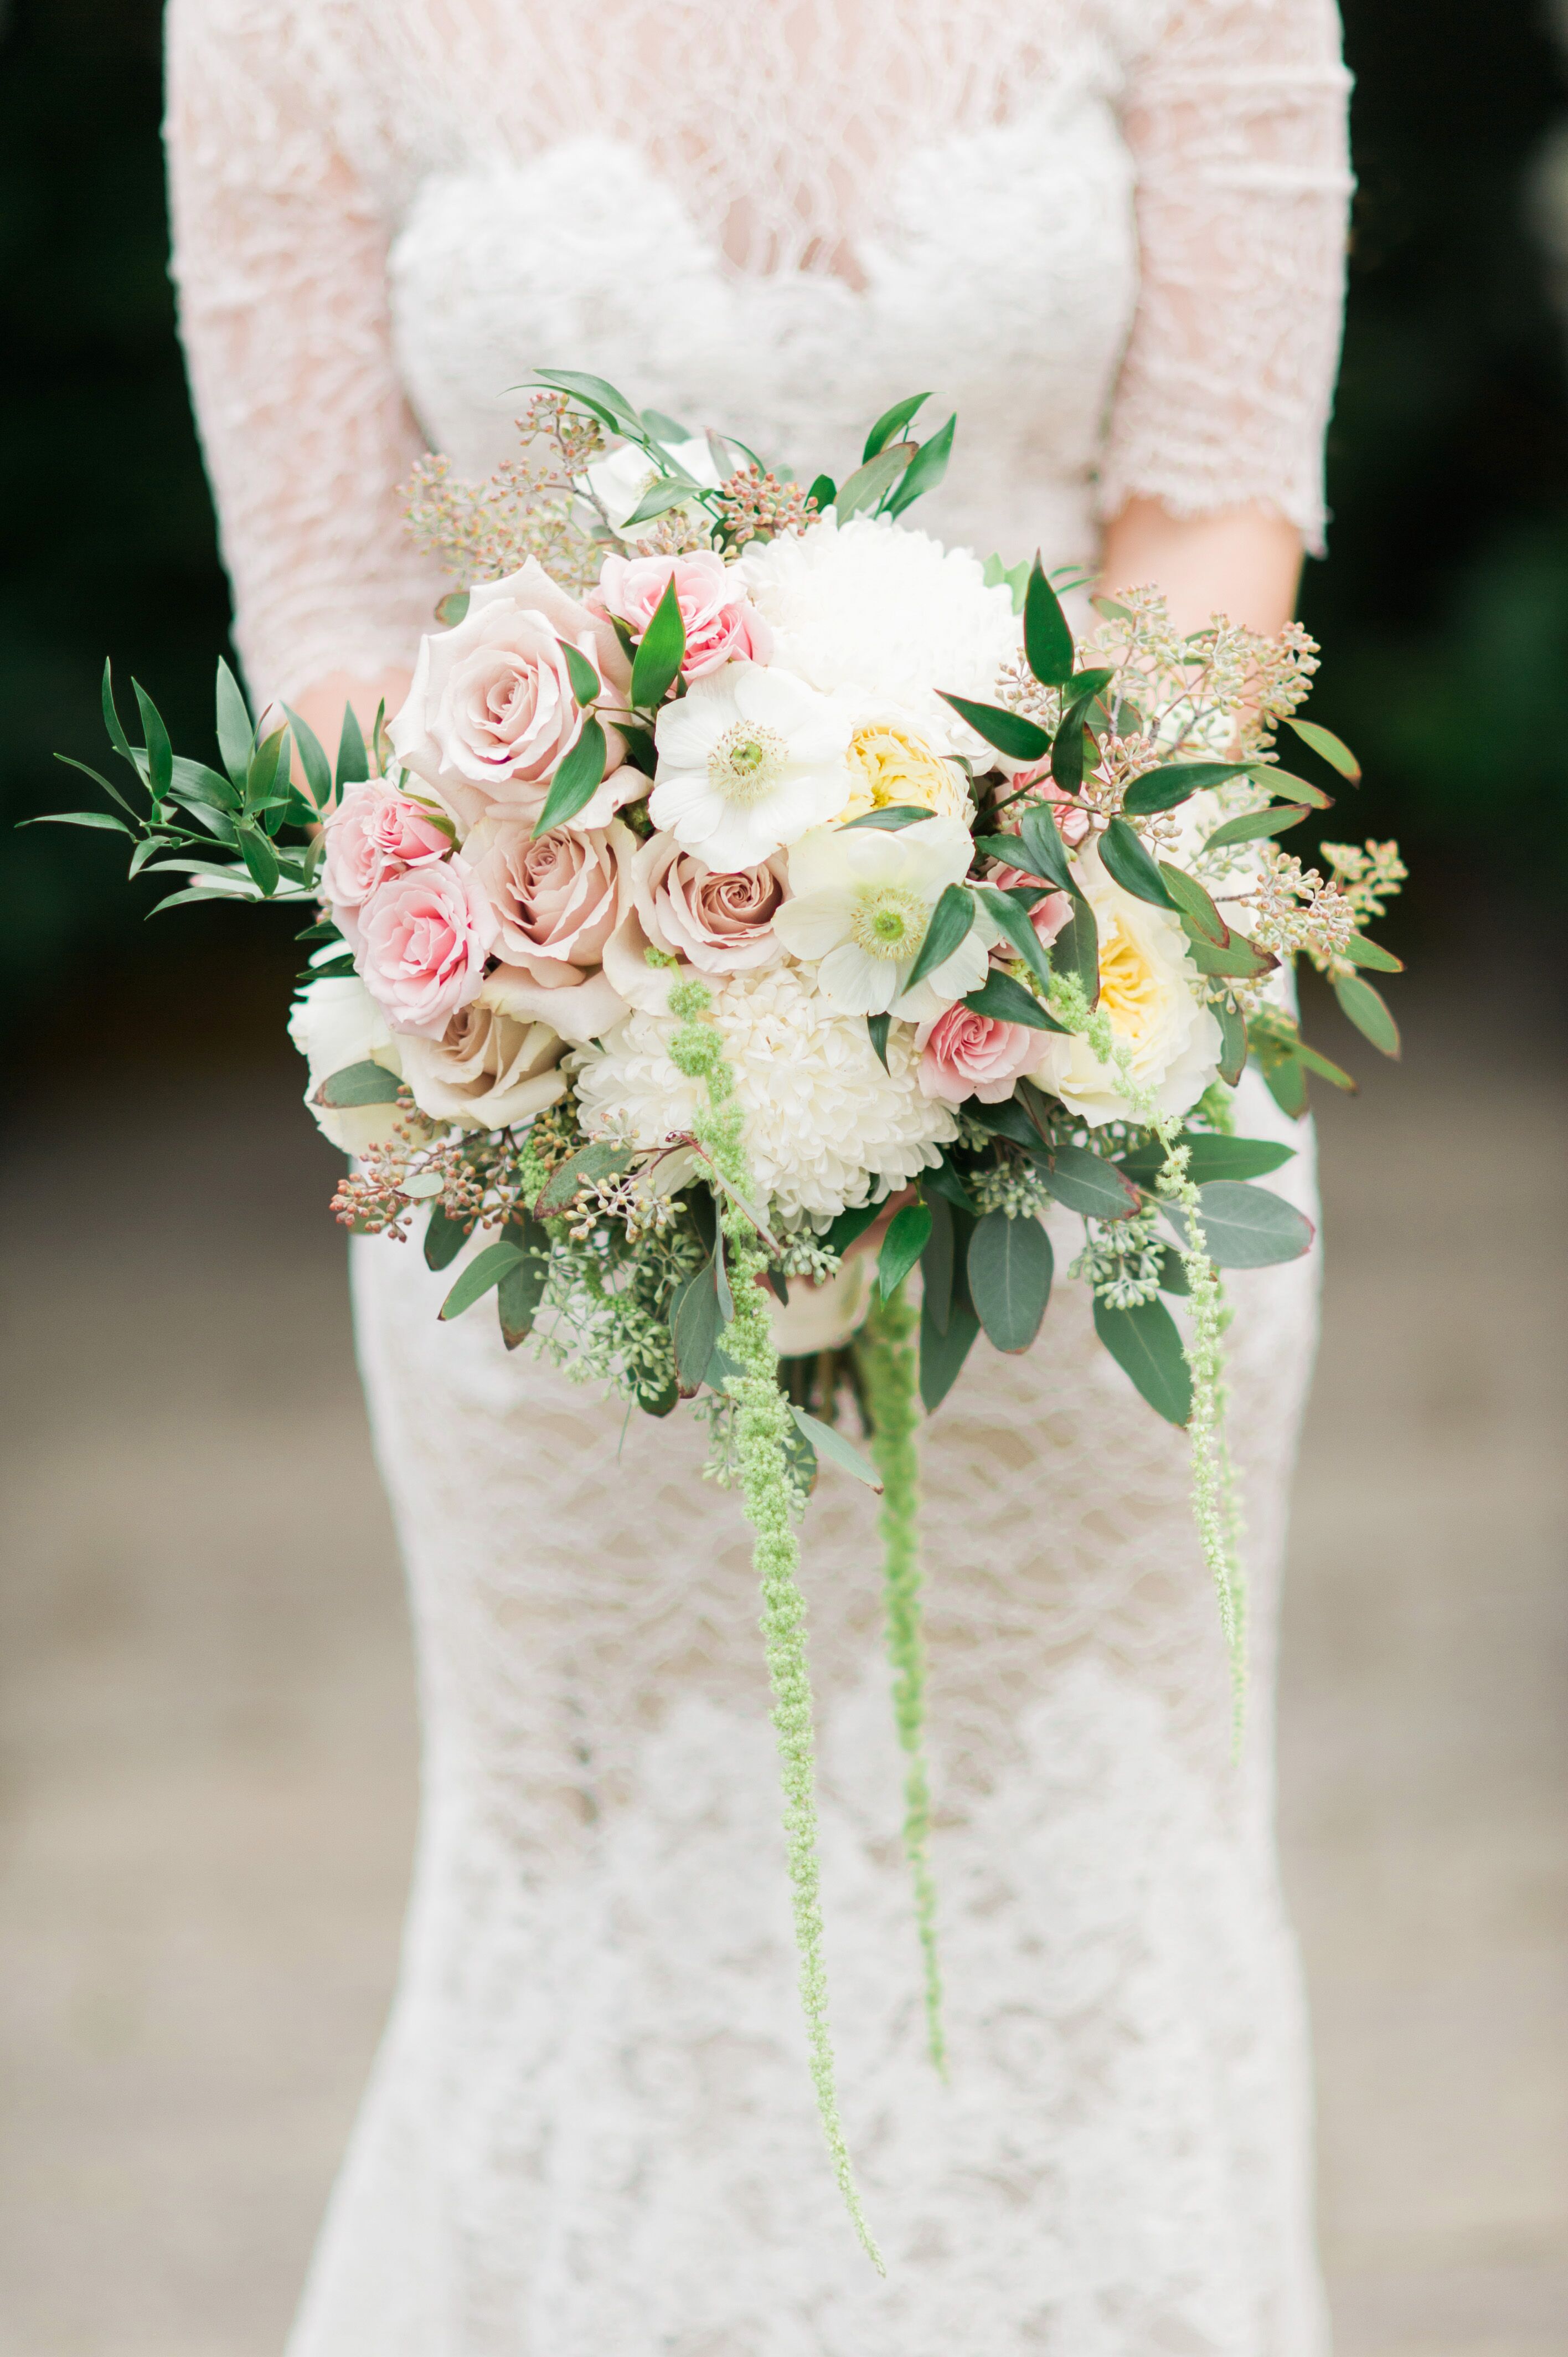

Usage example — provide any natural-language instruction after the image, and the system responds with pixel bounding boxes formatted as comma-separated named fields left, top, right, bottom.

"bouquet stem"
left=857, top=1288, right=946, bottom=2076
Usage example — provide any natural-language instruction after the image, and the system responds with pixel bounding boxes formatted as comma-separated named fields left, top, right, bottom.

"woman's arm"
left=1099, top=498, right=1304, bottom=637
left=165, top=0, right=443, bottom=721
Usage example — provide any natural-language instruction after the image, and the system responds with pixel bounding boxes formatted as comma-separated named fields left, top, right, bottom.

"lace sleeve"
left=1100, top=0, right=1353, bottom=554
left=164, top=0, right=443, bottom=704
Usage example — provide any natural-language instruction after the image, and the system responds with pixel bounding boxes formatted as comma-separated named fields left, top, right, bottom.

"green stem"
left=856, top=1287, right=945, bottom=2075
left=667, top=980, right=883, bottom=2272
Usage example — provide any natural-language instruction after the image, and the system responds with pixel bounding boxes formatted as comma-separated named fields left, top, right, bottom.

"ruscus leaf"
left=132, top=682, right=173, bottom=800
left=866, top=1011, right=892, bottom=1069
left=862, top=392, right=931, bottom=462
left=1023, top=554, right=1075, bottom=686
left=842, top=804, right=934, bottom=833
left=556, top=638, right=603, bottom=708
left=533, top=717, right=607, bottom=836
left=936, top=692, right=1051, bottom=764
left=629, top=578, right=687, bottom=709
left=423, top=1206, right=470, bottom=1272
left=902, top=883, right=976, bottom=994
left=884, top=411, right=956, bottom=516
left=214, top=658, right=254, bottom=788
left=878, top=1201, right=932, bottom=1301
left=1100, top=817, right=1179, bottom=909
left=335, top=704, right=369, bottom=789
left=1122, top=760, right=1255, bottom=817
left=961, top=969, right=1064, bottom=1032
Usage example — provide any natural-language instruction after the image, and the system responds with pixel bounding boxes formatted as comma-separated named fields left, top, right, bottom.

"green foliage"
left=967, top=1208, right=1053, bottom=1353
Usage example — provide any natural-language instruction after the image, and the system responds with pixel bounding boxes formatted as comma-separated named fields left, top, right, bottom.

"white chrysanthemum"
left=572, top=963, right=957, bottom=1226
left=736, top=514, right=1020, bottom=756
left=1030, top=850, right=1223, bottom=1126
left=773, top=813, right=993, bottom=1019
left=650, top=662, right=853, bottom=868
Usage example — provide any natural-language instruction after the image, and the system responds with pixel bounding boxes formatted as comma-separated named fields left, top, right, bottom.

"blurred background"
left=1, top=2, right=1565, bottom=2352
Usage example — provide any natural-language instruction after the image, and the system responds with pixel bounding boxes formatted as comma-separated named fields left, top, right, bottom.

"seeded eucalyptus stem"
left=666, top=979, right=883, bottom=2273
left=855, top=1285, right=946, bottom=2075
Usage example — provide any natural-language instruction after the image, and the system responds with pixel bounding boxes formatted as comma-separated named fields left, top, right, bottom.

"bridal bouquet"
left=42, top=374, right=1406, bottom=2259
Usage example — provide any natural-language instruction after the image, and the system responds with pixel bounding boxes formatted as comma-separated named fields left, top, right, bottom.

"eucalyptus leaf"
left=1116, top=1132, right=1294, bottom=1185
left=1216, top=996, right=1249, bottom=1087
left=937, top=692, right=1051, bottom=764
left=1164, top=1181, right=1316, bottom=1268
left=967, top=1208, right=1052, bottom=1353
left=435, top=589, right=470, bottom=627
left=314, top=1059, right=403, bottom=1108
left=1247, top=766, right=1334, bottom=811
left=902, top=882, right=976, bottom=994
left=824, top=1201, right=881, bottom=1258
left=440, top=1239, right=525, bottom=1321
left=806, top=473, right=837, bottom=511
left=1100, top=816, right=1179, bottom=908
left=1344, top=934, right=1404, bottom=974
left=878, top=1201, right=932, bottom=1301
left=670, top=1259, right=722, bottom=1396
left=1023, top=553, right=1075, bottom=686
left=533, top=717, right=607, bottom=836
left=497, top=1227, right=549, bottom=1349
left=1157, top=864, right=1229, bottom=946
left=423, top=1206, right=470, bottom=1272
left=862, top=392, right=931, bottom=461
left=925, top=1151, right=977, bottom=1216
left=919, top=1292, right=980, bottom=1414
left=534, top=1140, right=636, bottom=1217
left=791, top=1407, right=884, bottom=1491
left=1182, top=928, right=1276, bottom=981
left=642, top=407, right=693, bottom=443
left=1121, top=760, right=1255, bottom=817
left=1093, top=1296, right=1192, bottom=1426
left=1334, top=971, right=1401, bottom=1057
left=1204, top=804, right=1312, bottom=851
left=920, top=1192, right=956, bottom=1336
left=629, top=577, right=687, bottom=709
left=1039, top=1139, right=1141, bottom=1221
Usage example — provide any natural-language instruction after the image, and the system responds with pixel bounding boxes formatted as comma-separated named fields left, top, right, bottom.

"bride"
left=165, top=2, right=1351, bottom=2349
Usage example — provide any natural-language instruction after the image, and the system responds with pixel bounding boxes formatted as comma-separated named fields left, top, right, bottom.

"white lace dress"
left=164, top=5, right=1352, bottom=2348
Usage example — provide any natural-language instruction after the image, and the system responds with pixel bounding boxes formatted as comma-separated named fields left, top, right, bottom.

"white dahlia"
left=649, top=662, right=852, bottom=868
left=735, top=514, right=1020, bottom=756
left=571, top=963, right=957, bottom=1227
left=772, top=813, right=993, bottom=1020
left=1029, top=851, right=1223, bottom=1126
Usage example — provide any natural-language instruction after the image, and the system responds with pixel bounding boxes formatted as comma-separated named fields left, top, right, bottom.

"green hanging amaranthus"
left=855, top=1288, right=945, bottom=2075
left=666, top=977, right=884, bottom=2272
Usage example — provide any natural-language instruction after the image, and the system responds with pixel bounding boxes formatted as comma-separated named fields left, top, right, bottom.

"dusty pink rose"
left=633, top=834, right=787, bottom=974
left=465, top=817, right=631, bottom=984
left=321, top=777, right=451, bottom=942
left=357, top=856, right=498, bottom=1038
left=987, top=862, right=1072, bottom=951
left=389, top=559, right=632, bottom=829
left=593, top=549, right=771, bottom=680
left=914, top=1004, right=1042, bottom=1105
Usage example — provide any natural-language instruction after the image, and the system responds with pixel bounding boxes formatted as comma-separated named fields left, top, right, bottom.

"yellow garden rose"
left=838, top=721, right=972, bottom=825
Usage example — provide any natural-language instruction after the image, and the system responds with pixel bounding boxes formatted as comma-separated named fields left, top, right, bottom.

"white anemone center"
left=709, top=722, right=788, bottom=806
left=849, top=883, right=929, bottom=962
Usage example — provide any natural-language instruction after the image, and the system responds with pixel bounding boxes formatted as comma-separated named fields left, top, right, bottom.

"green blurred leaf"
left=1023, top=554, right=1075, bottom=686
left=1344, top=934, right=1404, bottom=974
left=670, top=1259, right=722, bottom=1395
left=1093, top=1296, right=1192, bottom=1425
left=132, top=680, right=173, bottom=800
left=1334, top=971, right=1401, bottom=1056
left=497, top=1225, right=549, bottom=1348
left=435, top=589, right=470, bottom=628
left=534, top=367, right=643, bottom=433
left=878, top=1201, right=932, bottom=1300
left=925, top=1150, right=977, bottom=1215
left=1157, top=863, right=1229, bottom=945
left=629, top=578, right=687, bottom=709
left=967, top=1207, right=1053, bottom=1353
left=937, top=692, right=1051, bottom=764
left=440, top=1240, right=525, bottom=1321
left=335, top=704, right=369, bottom=789
left=1050, top=890, right=1099, bottom=1002
left=534, top=1140, right=635, bottom=1216
left=314, top=1059, right=402, bottom=1108
left=862, top=392, right=931, bottom=461
left=824, top=1201, right=881, bottom=1257
left=920, top=1192, right=956, bottom=1335
left=1249, top=766, right=1334, bottom=811
left=423, top=1206, right=470, bottom=1271
left=904, top=882, right=976, bottom=993
left=1117, top=1131, right=1294, bottom=1185
left=1286, top=717, right=1361, bottom=781
left=919, top=1291, right=979, bottom=1414
left=533, top=717, right=607, bottom=836
left=842, top=804, right=934, bottom=832
left=1100, top=816, right=1179, bottom=908
left=1204, top=804, right=1313, bottom=850
left=834, top=442, right=915, bottom=520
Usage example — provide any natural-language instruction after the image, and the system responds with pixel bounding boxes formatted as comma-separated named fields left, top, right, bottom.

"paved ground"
left=0, top=974, right=1563, bottom=2355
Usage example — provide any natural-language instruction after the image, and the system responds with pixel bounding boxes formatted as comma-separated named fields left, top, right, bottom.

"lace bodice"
left=164, top=0, right=1352, bottom=706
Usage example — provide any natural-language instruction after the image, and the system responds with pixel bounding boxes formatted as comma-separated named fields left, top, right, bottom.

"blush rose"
left=357, top=856, right=498, bottom=1038
left=914, top=1004, right=1042, bottom=1105
left=593, top=550, right=771, bottom=679
left=633, top=835, right=787, bottom=975
left=320, top=776, right=452, bottom=944
left=465, top=817, right=631, bottom=984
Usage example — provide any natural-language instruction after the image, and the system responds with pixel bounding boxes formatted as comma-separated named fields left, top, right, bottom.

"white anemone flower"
left=773, top=812, right=993, bottom=1019
left=649, top=663, right=853, bottom=868
left=583, top=436, right=722, bottom=543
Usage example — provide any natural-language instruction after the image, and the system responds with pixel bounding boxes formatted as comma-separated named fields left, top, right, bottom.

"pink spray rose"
left=632, top=834, right=787, bottom=975
left=593, top=549, right=771, bottom=679
left=389, top=559, right=632, bottom=830
left=465, top=817, right=631, bottom=985
left=1003, top=768, right=1094, bottom=847
left=357, top=856, right=498, bottom=1038
left=321, top=776, right=452, bottom=944
left=914, top=1005, right=1043, bottom=1105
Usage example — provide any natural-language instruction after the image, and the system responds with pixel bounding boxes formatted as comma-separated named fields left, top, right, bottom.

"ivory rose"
left=389, top=559, right=633, bottom=830
left=320, top=776, right=452, bottom=945
left=633, top=835, right=787, bottom=975
left=287, top=974, right=405, bottom=1155
left=914, top=1005, right=1041, bottom=1105
left=465, top=817, right=632, bottom=984
left=398, top=994, right=569, bottom=1129
left=594, top=549, right=771, bottom=678
left=358, top=856, right=498, bottom=1038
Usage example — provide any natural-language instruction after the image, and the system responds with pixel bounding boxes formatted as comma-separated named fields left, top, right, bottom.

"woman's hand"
left=1098, top=497, right=1304, bottom=637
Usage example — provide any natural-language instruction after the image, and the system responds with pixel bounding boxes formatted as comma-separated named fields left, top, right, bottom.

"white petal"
left=772, top=889, right=856, bottom=959
left=654, top=689, right=729, bottom=770
left=817, top=941, right=897, bottom=1015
